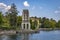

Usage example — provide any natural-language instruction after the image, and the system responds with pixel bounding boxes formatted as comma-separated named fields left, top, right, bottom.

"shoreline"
left=0, top=28, right=60, bottom=35
left=0, top=29, right=39, bottom=35
left=40, top=28, right=60, bottom=31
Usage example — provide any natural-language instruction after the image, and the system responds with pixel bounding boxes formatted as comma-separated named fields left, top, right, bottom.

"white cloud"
left=23, top=1, right=30, bottom=7
left=54, top=10, right=60, bottom=13
left=54, top=7, right=60, bottom=14
left=5, top=6, right=11, bottom=10
left=0, top=3, right=11, bottom=11
left=0, top=3, right=6, bottom=8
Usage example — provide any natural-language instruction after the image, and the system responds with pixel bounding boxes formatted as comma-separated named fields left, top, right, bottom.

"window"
left=24, top=24, right=25, bottom=29
left=27, top=24, right=28, bottom=29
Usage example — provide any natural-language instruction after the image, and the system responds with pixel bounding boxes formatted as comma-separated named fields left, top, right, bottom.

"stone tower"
left=21, top=9, right=30, bottom=30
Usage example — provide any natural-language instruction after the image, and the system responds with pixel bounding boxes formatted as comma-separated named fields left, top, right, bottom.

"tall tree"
left=41, top=18, right=51, bottom=28
left=56, top=20, right=60, bottom=28
left=8, top=3, right=18, bottom=27
left=17, top=16, right=22, bottom=27
left=34, top=16, right=38, bottom=27
left=0, top=12, right=3, bottom=27
left=50, top=18, right=56, bottom=28
left=41, top=17, right=47, bottom=28
left=3, top=15, right=10, bottom=27
left=39, top=17, right=41, bottom=23
left=39, top=17, right=42, bottom=28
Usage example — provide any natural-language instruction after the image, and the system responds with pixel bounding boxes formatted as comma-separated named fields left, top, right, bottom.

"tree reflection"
left=16, top=33, right=29, bottom=40
left=0, top=33, right=30, bottom=40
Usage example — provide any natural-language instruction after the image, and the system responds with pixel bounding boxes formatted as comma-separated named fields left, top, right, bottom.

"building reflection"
left=17, top=33, right=29, bottom=40
left=0, top=33, right=30, bottom=40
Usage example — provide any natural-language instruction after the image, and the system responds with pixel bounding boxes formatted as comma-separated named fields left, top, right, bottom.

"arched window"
left=24, top=24, right=25, bottom=29
left=27, top=24, right=28, bottom=29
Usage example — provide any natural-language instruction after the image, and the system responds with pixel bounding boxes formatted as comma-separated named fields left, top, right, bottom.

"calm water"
left=0, top=30, right=60, bottom=40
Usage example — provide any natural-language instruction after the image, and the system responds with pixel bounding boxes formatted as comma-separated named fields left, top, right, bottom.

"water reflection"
left=0, top=33, right=30, bottom=40
left=9, top=35, right=17, bottom=40
left=0, top=35, right=16, bottom=40
left=0, top=35, right=9, bottom=40
left=16, top=33, right=29, bottom=40
left=0, top=30, right=60, bottom=40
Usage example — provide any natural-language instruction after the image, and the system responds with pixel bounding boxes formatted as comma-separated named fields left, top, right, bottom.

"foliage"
left=56, top=20, right=60, bottom=28
left=3, top=16, right=10, bottom=27
left=41, top=17, right=56, bottom=28
left=0, top=12, right=3, bottom=27
left=8, top=3, right=18, bottom=27
left=17, top=16, right=22, bottom=27
left=30, top=17, right=38, bottom=30
left=31, top=22, right=36, bottom=30
left=49, top=18, right=56, bottom=28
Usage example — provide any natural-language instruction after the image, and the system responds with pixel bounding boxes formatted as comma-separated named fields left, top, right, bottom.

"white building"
left=21, top=9, right=30, bottom=30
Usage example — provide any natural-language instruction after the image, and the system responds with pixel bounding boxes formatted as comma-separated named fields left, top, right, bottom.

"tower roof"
left=23, top=9, right=29, bottom=14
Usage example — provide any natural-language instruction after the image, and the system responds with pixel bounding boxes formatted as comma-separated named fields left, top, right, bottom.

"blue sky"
left=0, top=0, right=60, bottom=21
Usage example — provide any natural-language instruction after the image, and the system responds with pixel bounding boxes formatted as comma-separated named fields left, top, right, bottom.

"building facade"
left=21, top=9, right=30, bottom=30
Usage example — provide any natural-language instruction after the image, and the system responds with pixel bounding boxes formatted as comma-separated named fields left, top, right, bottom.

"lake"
left=0, top=30, right=60, bottom=40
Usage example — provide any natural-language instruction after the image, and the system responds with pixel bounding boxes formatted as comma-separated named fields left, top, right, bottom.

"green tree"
left=3, top=16, right=10, bottom=27
left=0, top=12, right=3, bottom=27
left=41, top=17, right=47, bottom=28
left=30, top=19, right=35, bottom=30
left=41, top=17, right=56, bottom=28
left=39, top=17, right=42, bottom=23
left=31, top=21, right=36, bottom=30
left=56, top=20, right=60, bottom=28
left=50, top=18, right=56, bottom=28
left=34, top=16, right=38, bottom=27
left=8, top=3, right=18, bottom=27
left=39, top=17, right=42, bottom=28
left=30, top=16, right=38, bottom=30
left=43, top=18, right=51, bottom=28
left=17, top=16, right=22, bottom=27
